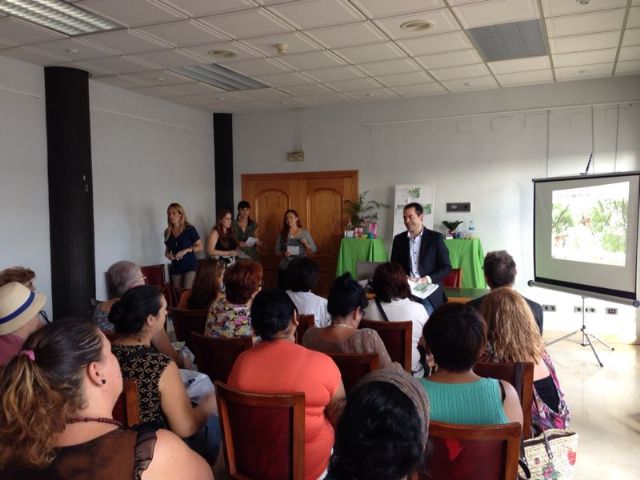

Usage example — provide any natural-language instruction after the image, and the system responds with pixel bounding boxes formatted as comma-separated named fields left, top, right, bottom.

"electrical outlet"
left=542, top=304, right=556, bottom=312
left=606, top=307, right=618, bottom=315
left=573, top=306, right=583, bottom=313
left=585, top=307, right=596, bottom=313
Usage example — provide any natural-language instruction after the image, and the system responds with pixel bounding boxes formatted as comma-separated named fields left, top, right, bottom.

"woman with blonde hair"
left=0, top=318, right=213, bottom=479
left=480, top=287, right=570, bottom=435
left=164, top=203, right=203, bottom=288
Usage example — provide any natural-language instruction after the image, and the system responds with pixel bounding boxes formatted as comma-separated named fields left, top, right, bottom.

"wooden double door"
left=242, top=170, right=358, bottom=296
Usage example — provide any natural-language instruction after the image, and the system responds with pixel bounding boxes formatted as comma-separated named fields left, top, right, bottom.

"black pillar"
left=44, top=67, right=95, bottom=319
left=214, top=113, right=234, bottom=213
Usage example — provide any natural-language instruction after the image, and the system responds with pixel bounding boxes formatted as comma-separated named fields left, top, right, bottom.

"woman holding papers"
left=232, top=200, right=261, bottom=260
left=275, top=209, right=317, bottom=289
left=207, top=208, right=240, bottom=266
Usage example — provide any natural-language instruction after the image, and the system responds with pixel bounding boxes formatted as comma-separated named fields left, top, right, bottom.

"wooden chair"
left=442, top=268, right=462, bottom=288
left=215, top=381, right=305, bottom=480
left=359, top=319, right=413, bottom=372
left=424, top=421, right=521, bottom=480
left=295, top=314, right=315, bottom=344
left=326, top=352, right=379, bottom=392
left=191, top=333, right=253, bottom=383
left=141, top=264, right=167, bottom=287
left=112, top=379, right=140, bottom=427
left=474, top=361, right=534, bottom=439
left=168, top=307, right=208, bottom=351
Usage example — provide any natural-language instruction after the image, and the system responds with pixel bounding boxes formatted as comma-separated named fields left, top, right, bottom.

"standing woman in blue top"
left=275, top=209, right=317, bottom=289
left=164, top=203, right=203, bottom=289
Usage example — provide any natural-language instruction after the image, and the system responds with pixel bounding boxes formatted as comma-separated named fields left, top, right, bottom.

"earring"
left=101, top=379, right=107, bottom=385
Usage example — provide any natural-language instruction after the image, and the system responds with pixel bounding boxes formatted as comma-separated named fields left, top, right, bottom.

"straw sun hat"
left=0, top=282, right=46, bottom=335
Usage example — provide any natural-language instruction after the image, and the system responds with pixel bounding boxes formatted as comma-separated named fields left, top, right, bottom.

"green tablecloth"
left=336, top=238, right=388, bottom=277
left=444, top=238, right=487, bottom=289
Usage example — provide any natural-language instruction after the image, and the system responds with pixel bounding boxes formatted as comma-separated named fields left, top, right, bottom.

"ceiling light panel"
left=172, top=63, right=270, bottom=91
left=350, top=0, right=444, bottom=19
left=0, top=0, right=121, bottom=36
left=452, top=0, right=539, bottom=29
left=468, top=19, right=547, bottom=62
left=268, top=0, right=364, bottom=30
left=80, top=0, right=184, bottom=28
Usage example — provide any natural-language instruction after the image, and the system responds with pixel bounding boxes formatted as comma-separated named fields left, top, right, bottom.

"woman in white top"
left=364, top=262, right=428, bottom=377
left=285, top=257, right=330, bottom=327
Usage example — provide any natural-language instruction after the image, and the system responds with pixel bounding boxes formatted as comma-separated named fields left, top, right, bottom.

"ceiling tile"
left=488, top=56, right=550, bottom=74
left=430, top=63, right=490, bottom=80
left=334, top=42, right=405, bottom=63
left=165, top=82, right=224, bottom=96
left=615, top=59, right=640, bottom=75
left=120, top=69, right=193, bottom=86
left=453, top=0, right=539, bottom=29
left=0, top=46, right=66, bottom=65
left=234, top=88, right=291, bottom=101
left=268, top=0, right=364, bottom=29
left=545, top=9, right=626, bottom=37
left=619, top=46, right=640, bottom=61
left=93, top=75, right=151, bottom=89
left=416, top=49, right=481, bottom=69
left=628, top=7, right=640, bottom=29
left=397, top=31, right=472, bottom=56
left=325, top=77, right=382, bottom=91
left=25, top=38, right=113, bottom=61
left=63, top=60, right=118, bottom=76
left=0, top=17, right=66, bottom=47
left=392, top=82, right=445, bottom=96
left=80, top=30, right=170, bottom=55
left=496, top=69, right=553, bottom=86
left=80, top=0, right=185, bottom=27
left=549, top=31, right=622, bottom=54
left=281, top=83, right=334, bottom=96
left=305, top=22, right=386, bottom=49
left=130, top=49, right=204, bottom=69
left=553, top=48, right=617, bottom=67
left=224, top=57, right=292, bottom=76
left=303, top=65, right=365, bottom=81
left=160, top=0, right=255, bottom=17
left=555, top=63, right=613, bottom=80
left=443, top=76, right=498, bottom=91
left=136, top=20, right=227, bottom=47
left=623, top=28, right=640, bottom=46
left=255, top=71, right=315, bottom=87
left=240, top=32, right=321, bottom=56
left=199, top=9, right=293, bottom=39
left=373, top=9, right=459, bottom=39
left=541, top=0, right=627, bottom=18
left=82, top=55, right=153, bottom=74
left=131, top=84, right=188, bottom=98
left=183, top=41, right=261, bottom=63
left=355, top=58, right=420, bottom=76
left=350, top=0, right=444, bottom=19
left=377, top=71, right=432, bottom=87
left=348, top=87, right=400, bottom=100
left=294, top=92, right=355, bottom=105
left=278, top=50, right=345, bottom=70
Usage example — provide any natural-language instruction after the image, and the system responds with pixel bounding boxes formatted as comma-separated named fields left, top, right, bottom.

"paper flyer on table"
left=408, top=279, right=439, bottom=299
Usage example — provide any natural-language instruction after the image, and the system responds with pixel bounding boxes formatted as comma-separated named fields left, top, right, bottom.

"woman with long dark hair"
left=207, top=208, right=239, bottom=266
left=177, top=259, right=224, bottom=310
left=274, top=209, right=317, bottom=289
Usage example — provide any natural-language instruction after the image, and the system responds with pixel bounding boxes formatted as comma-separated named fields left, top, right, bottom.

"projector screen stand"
left=545, top=296, right=614, bottom=367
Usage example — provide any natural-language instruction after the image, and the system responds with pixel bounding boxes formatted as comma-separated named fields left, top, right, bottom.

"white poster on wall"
left=393, top=184, right=435, bottom=237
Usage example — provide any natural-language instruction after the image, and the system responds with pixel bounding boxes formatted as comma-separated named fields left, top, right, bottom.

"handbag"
left=519, top=396, right=578, bottom=479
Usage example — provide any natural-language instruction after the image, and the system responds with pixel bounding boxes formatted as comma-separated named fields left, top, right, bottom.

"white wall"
left=0, top=56, right=51, bottom=316
left=233, top=75, right=640, bottom=341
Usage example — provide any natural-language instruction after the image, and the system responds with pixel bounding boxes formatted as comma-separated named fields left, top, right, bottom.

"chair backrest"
left=295, top=314, right=315, bottom=344
left=215, top=381, right=305, bottom=480
left=326, top=352, right=379, bottom=392
left=168, top=307, right=208, bottom=351
left=359, top=319, right=413, bottom=372
left=141, top=264, right=167, bottom=287
left=426, top=421, right=521, bottom=480
left=442, top=268, right=462, bottom=288
left=474, top=361, right=534, bottom=439
left=191, top=332, right=253, bottom=383
left=161, top=284, right=179, bottom=308
left=112, top=379, right=140, bottom=427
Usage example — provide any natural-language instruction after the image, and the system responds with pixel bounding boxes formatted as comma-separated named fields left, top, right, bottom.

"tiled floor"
left=544, top=334, right=640, bottom=479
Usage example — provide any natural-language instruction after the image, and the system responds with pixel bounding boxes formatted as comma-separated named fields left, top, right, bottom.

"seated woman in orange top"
left=227, top=289, right=345, bottom=480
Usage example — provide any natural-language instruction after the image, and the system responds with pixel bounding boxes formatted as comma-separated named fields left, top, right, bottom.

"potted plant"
left=442, top=220, right=463, bottom=236
left=344, top=191, right=390, bottom=236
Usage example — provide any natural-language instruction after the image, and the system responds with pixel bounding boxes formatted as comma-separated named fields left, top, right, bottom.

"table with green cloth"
left=336, top=238, right=388, bottom=277
left=444, top=238, right=487, bottom=289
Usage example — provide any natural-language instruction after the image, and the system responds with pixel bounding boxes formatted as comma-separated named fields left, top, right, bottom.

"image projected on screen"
left=551, top=182, right=629, bottom=266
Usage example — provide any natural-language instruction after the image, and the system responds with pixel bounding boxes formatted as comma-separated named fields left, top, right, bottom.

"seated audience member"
left=0, top=318, right=213, bottom=480
left=0, top=266, right=36, bottom=289
left=467, top=250, right=544, bottom=333
left=363, top=262, right=429, bottom=376
left=420, top=303, right=522, bottom=426
left=228, top=289, right=345, bottom=480
left=110, top=286, right=220, bottom=462
left=0, top=282, right=45, bottom=366
left=177, top=259, right=224, bottom=310
left=303, top=273, right=394, bottom=369
left=327, top=368, right=429, bottom=480
left=286, top=257, right=331, bottom=327
left=93, top=260, right=184, bottom=367
left=205, top=260, right=262, bottom=339
left=480, top=288, right=569, bottom=435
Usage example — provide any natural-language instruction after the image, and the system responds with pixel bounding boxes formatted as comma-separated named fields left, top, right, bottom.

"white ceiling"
left=1, top=0, right=639, bottom=113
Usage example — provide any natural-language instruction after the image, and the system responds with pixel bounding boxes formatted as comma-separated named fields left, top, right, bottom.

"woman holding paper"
left=232, top=200, right=261, bottom=260
left=207, top=208, right=240, bottom=266
left=275, top=209, right=317, bottom=289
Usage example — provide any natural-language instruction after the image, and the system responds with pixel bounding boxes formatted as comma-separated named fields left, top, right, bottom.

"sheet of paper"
left=407, top=279, right=439, bottom=299
left=244, top=236, right=257, bottom=247
left=287, top=245, right=301, bottom=256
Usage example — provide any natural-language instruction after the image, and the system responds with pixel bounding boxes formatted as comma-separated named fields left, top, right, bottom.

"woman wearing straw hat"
left=0, top=281, right=46, bottom=366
